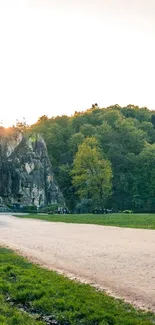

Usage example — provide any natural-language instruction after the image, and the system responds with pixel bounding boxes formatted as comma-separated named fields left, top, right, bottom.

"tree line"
left=14, top=105, right=155, bottom=212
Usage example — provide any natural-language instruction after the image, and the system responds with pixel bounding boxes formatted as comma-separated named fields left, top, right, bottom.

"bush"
left=22, top=206, right=38, bottom=213
left=74, top=199, right=93, bottom=214
left=40, top=204, right=59, bottom=213
left=10, top=205, right=38, bottom=213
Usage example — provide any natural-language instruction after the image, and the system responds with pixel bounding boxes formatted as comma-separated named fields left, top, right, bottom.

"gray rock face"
left=0, top=130, right=64, bottom=206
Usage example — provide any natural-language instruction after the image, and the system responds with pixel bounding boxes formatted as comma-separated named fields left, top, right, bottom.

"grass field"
left=16, top=213, right=155, bottom=230
left=0, top=247, right=155, bottom=325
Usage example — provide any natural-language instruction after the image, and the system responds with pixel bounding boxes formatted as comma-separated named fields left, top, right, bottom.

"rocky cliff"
left=0, top=129, right=64, bottom=207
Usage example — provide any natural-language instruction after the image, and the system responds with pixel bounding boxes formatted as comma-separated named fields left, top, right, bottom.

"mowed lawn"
left=0, top=247, right=155, bottom=325
left=16, top=213, right=155, bottom=230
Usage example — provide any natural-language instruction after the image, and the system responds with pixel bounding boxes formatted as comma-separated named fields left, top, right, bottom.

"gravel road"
left=0, top=214, right=155, bottom=311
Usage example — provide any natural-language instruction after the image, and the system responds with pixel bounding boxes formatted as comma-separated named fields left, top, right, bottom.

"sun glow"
left=0, top=0, right=155, bottom=127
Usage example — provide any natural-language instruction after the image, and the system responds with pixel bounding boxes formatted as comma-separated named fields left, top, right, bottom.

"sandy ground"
left=0, top=214, right=155, bottom=312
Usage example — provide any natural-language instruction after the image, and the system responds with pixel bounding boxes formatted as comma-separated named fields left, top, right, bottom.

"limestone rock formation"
left=0, top=129, right=64, bottom=207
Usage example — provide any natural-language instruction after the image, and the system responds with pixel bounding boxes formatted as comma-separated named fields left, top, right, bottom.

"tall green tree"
left=135, top=144, right=155, bottom=211
left=72, top=138, right=112, bottom=210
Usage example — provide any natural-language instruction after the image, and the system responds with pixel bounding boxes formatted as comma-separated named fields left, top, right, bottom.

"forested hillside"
left=27, top=105, right=155, bottom=212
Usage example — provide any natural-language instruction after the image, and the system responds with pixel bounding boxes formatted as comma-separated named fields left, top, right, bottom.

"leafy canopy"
left=72, top=137, right=112, bottom=208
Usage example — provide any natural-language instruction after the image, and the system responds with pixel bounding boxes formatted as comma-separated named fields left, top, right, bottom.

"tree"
left=15, top=118, right=28, bottom=131
left=57, top=164, right=77, bottom=210
left=72, top=138, right=112, bottom=210
left=37, top=115, right=48, bottom=123
left=135, top=144, right=155, bottom=211
left=69, top=132, right=84, bottom=154
left=103, top=109, right=123, bottom=128
left=80, top=124, right=96, bottom=137
left=115, top=119, right=146, bottom=154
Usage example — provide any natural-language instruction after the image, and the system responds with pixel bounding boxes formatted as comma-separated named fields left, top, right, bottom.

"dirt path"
left=0, top=214, right=155, bottom=311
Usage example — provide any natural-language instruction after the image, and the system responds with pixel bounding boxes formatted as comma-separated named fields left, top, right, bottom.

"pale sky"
left=0, top=0, right=155, bottom=126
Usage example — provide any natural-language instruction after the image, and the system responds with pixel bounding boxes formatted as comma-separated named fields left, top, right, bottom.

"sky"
left=0, top=0, right=155, bottom=127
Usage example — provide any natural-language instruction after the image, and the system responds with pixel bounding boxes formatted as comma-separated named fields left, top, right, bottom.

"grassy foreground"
left=0, top=248, right=155, bottom=325
left=16, top=213, right=155, bottom=230
left=0, top=295, right=43, bottom=325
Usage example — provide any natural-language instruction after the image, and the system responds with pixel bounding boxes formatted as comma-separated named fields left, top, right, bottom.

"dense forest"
left=4, top=104, right=155, bottom=213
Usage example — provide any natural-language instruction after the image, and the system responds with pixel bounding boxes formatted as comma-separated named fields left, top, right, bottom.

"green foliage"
left=74, top=198, right=94, bottom=213
left=22, top=206, right=37, bottom=212
left=72, top=138, right=112, bottom=209
left=28, top=104, right=155, bottom=212
left=68, top=132, right=84, bottom=154
left=135, top=144, right=155, bottom=211
left=40, top=204, right=59, bottom=213
left=56, top=164, right=77, bottom=210
left=102, top=109, right=123, bottom=127
left=80, top=123, right=96, bottom=137
left=0, top=248, right=155, bottom=325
